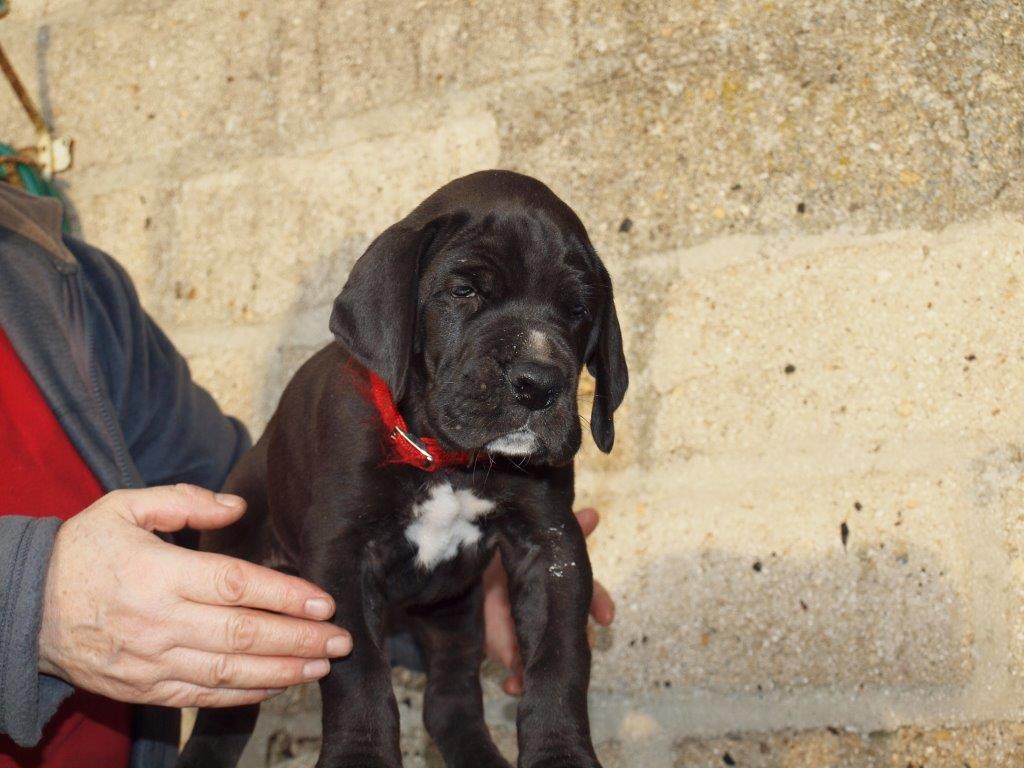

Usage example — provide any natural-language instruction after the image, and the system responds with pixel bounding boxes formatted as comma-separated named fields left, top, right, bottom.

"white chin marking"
left=485, top=428, right=541, bottom=457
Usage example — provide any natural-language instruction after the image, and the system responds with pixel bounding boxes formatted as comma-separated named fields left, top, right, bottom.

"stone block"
left=976, top=444, right=1024, bottom=684
left=576, top=461, right=975, bottom=696
left=494, top=0, right=1024, bottom=260
left=72, top=184, right=173, bottom=312
left=272, top=0, right=573, bottom=140
left=642, top=219, right=1024, bottom=465
left=672, top=721, right=1024, bottom=768
left=184, top=342, right=271, bottom=432
left=2, top=1, right=285, bottom=169
left=170, top=112, right=498, bottom=326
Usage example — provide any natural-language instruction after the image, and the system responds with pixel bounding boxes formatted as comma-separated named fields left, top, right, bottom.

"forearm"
left=0, top=516, right=72, bottom=747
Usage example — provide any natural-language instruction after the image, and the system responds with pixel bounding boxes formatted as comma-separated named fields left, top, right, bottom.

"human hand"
left=38, top=484, right=351, bottom=708
left=483, top=507, right=615, bottom=695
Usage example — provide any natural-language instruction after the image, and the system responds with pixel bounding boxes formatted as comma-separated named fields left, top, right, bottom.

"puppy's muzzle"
left=507, top=361, right=564, bottom=411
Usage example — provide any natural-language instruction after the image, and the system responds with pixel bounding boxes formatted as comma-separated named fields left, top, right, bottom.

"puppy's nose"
left=508, top=361, right=563, bottom=411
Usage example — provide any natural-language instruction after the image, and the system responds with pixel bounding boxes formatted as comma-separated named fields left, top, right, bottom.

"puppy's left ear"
left=330, top=214, right=459, bottom=401
left=586, top=283, right=628, bottom=453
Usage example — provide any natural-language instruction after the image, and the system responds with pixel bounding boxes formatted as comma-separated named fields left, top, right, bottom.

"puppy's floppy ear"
left=330, top=214, right=459, bottom=401
left=585, top=281, right=628, bottom=453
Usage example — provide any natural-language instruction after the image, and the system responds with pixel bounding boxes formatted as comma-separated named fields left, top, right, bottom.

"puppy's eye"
left=570, top=303, right=589, bottom=319
left=451, top=284, right=477, bottom=299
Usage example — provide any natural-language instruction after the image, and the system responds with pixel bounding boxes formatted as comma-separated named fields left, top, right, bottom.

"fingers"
left=487, top=620, right=518, bottom=673
left=502, top=664, right=524, bottom=696
left=484, top=605, right=519, bottom=672
left=590, top=579, right=615, bottom=626
left=482, top=556, right=516, bottom=662
left=574, top=507, right=600, bottom=537
left=175, top=604, right=351, bottom=659
left=167, top=648, right=333, bottom=691
left=110, top=484, right=247, bottom=533
left=175, top=550, right=336, bottom=620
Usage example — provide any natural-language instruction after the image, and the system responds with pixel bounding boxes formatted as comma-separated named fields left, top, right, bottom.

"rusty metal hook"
left=0, top=3, right=72, bottom=179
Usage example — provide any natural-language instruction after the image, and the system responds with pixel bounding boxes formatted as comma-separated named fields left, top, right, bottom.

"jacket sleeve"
left=67, top=237, right=252, bottom=493
left=0, top=516, right=72, bottom=747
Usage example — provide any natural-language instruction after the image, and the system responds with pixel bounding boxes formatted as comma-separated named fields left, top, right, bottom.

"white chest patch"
left=405, top=482, right=495, bottom=570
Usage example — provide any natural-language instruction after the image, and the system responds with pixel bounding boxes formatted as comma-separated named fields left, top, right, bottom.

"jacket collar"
left=0, top=183, right=76, bottom=268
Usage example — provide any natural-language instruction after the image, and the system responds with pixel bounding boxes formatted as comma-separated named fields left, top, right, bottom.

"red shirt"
left=0, top=327, right=132, bottom=768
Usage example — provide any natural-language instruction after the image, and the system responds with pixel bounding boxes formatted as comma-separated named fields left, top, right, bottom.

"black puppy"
left=178, top=170, right=628, bottom=768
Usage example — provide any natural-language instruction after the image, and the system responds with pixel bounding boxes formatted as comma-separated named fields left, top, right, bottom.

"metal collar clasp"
left=390, top=425, right=435, bottom=468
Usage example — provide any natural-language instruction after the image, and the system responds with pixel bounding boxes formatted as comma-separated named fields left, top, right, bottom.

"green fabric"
left=0, top=143, right=69, bottom=231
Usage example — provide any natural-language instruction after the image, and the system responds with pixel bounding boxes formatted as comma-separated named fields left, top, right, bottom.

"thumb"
left=111, top=484, right=246, bottom=533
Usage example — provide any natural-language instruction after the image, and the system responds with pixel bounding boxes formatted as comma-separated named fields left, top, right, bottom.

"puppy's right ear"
left=329, top=215, right=459, bottom=402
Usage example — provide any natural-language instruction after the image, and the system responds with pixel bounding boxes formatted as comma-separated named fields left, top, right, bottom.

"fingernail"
left=215, top=493, right=244, bottom=508
left=303, top=659, right=330, bottom=679
left=304, top=597, right=333, bottom=619
left=265, top=688, right=286, bottom=698
left=325, top=634, right=351, bottom=657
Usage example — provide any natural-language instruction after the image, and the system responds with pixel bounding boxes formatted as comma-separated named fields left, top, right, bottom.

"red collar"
left=365, top=370, right=475, bottom=472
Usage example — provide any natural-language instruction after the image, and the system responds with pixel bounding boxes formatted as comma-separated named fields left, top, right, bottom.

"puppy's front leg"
left=409, top=584, right=512, bottom=768
left=498, top=504, right=602, bottom=768
left=304, top=538, right=401, bottom=768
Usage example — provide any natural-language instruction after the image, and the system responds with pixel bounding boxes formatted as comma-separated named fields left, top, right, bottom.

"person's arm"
left=0, top=516, right=68, bottom=747
left=67, top=235, right=250, bottom=494
left=0, top=215, right=342, bottom=751
left=37, top=485, right=349, bottom=711
left=2, top=492, right=346, bottom=749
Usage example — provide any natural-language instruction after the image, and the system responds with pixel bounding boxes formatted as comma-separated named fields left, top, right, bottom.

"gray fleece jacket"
left=0, top=183, right=251, bottom=766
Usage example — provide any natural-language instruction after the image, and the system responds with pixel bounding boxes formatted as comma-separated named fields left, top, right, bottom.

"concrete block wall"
left=2, top=1, right=1023, bottom=765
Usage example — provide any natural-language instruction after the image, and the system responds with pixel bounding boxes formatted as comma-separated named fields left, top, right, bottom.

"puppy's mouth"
left=484, top=427, right=543, bottom=457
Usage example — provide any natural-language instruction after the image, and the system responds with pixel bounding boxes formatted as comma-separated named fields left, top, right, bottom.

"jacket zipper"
left=61, top=269, right=138, bottom=489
